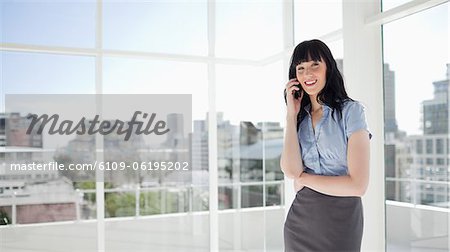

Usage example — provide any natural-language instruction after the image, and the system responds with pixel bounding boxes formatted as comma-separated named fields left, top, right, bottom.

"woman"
left=281, top=39, right=371, bottom=252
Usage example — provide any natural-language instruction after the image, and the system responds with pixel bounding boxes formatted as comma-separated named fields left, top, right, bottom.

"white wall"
left=343, top=0, right=386, bottom=251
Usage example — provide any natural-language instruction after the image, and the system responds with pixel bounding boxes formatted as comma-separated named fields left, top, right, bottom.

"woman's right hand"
left=284, top=78, right=303, bottom=119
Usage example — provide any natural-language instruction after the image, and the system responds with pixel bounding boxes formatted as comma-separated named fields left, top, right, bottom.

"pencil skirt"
left=284, top=187, right=363, bottom=252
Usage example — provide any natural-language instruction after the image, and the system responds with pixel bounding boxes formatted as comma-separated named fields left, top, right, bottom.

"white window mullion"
left=95, top=0, right=105, bottom=252
left=366, top=0, right=448, bottom=26
left=282, top=0, right=295, bottom=219
left=207, top=0, right=219, bottom=251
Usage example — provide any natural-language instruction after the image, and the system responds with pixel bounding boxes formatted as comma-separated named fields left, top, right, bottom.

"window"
left=294, top=0, right=342, bottom=43
left=103, top=0, right=207, bottom=55
left=2, top=51, right=97, bottom=229
left=216, top=60, right=285, bottom=251
left=2, top=1, right=288, bottom=251
left=383, top=1, right=449, bottom=251
left=447, top=139, right=449, bottom=154
left=293, top=1, right=344, bottom=71
left=1, top=0, right=96, bottom=48
left=416, top=139, right=423, bottom=154
left=436, top=138, right=444, bottom=154
left=215, top=1, right=283, bottom=60
left=426, top=139, right=433, bottom=154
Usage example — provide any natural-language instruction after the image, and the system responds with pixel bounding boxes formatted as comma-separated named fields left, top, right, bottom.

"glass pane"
left=215, top=0, right=283, bottom=60
left=0, top=206, right=11, bottom=225
left=263, top=122, right=284, bottom=182
left=165, top=188, right=189, bottom=214
left=265, top=208, right=285, bottom=251
left=216, top=61, right=284, bottom=186
left=241, top=185, right=263, bottom=208
left=103, top=57, right=207, bottom=121
left=0, top=222, right=98, bottom=250
left=0, top=52, right=97, bottom=250
left=217, top=58, right=285, bottom=249
left=383, top=2, right=449, bottom=251
left=80, top=190, right=97, bottom=219
left=219, top=208, right=286, bottom=251
left=216, top=61, right=285, bottom=124
left=105, top=212, right=209, bottom=251
left=192, top=185, right=209, bottom=211
left=140, top=189, right=162, bottom=215
left=239, top=124, right=263, bottom=182
left=103, top=0, right=207, bottom=55
left=219, top=185, right=236, bottom=210
left=266, top=183, right=282, bottom=206
left=105, top=191, right=136, bottom=218
left=294, top=0, right=342, bottom=43
left=219, top=211, right=264, bottom=251
left=0, top=0, right=96, bottom=48
left=102, top=56, right=209, bottom=250
left=140, top=188, right=195, bottom=215
left=1, top=52, right=95, bottom=95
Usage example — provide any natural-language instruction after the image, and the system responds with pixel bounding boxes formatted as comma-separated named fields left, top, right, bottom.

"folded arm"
left=297, top=130, right=370, bottom=197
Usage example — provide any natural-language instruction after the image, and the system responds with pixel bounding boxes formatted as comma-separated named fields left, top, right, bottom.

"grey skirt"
left=284, top=187, right=363, bottom=252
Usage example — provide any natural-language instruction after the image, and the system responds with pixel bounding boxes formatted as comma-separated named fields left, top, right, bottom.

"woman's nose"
left=304, top=67, right=313, bottom=76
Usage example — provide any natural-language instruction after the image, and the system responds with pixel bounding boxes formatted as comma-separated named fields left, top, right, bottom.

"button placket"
left=314, top=107, right=329, bottom=142
left=313, top=107, right=329, bottom=174
left=306, top=114, right=320, bottom=174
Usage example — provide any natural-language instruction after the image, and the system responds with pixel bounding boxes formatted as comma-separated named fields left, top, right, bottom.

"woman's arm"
left=280, top=116, right=304, bottom=179
left=280, top=80, right=304, bottom=179
left=296, top=130, right=370, bottom=196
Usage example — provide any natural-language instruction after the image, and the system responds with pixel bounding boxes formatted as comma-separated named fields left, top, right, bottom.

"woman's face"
left=295, top=57, right=327, bottom=98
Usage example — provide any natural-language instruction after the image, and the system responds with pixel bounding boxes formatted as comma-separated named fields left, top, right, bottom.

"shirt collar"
left=303, top=103, right=331, bottom=115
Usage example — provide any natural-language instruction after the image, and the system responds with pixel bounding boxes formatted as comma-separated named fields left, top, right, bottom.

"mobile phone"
left=283, top=83, right=303, bottom=104
left=285, top=66, right=303, bottom=104
left=293, top=84, right=302, bottom=99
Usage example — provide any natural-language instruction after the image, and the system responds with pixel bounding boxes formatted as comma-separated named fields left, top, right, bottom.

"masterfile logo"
left=26, top=111, right=170, bottom=141
left=4, top=94, right=192, bottom=183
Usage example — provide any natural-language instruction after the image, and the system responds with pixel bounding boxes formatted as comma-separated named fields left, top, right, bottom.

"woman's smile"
left=304, top=79, right=318, bottom=86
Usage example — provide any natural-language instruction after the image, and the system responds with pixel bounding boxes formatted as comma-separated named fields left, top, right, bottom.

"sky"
left=382, top=2, right=449, bottom=135
left=0, top=0, right=449, bottom=135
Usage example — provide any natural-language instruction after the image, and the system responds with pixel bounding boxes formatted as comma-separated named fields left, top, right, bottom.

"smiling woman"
left=281, top=39, right=371, bottom=251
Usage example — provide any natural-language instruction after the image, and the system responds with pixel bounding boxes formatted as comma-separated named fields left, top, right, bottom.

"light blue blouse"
left=298, top=100, right=372, bottom=176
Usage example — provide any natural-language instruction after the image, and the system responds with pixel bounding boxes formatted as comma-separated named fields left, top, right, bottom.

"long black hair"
left=288, top=39, right=352, bottom=127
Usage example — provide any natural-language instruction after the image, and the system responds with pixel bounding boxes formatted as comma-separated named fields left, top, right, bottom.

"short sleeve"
left=345, top=102, right=372, bottom=140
